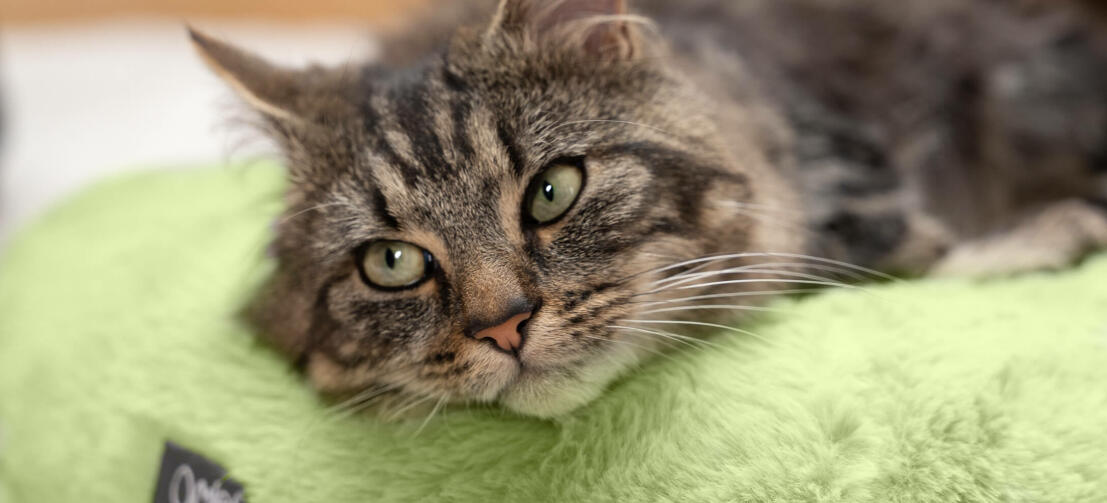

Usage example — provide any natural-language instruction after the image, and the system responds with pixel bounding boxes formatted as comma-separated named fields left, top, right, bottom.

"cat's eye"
left=526, top=160, right=584, bottom=224
left=357, top=240, right=434, bottom=290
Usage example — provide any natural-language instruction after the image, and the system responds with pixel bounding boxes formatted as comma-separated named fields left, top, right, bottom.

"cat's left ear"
left=488, top=0, right=641, bottom=60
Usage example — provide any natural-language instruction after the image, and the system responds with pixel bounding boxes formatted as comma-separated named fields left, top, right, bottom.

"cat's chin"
left=498, top=345, right=644, bottom=418
left=498, top=373, right=608, bottom=418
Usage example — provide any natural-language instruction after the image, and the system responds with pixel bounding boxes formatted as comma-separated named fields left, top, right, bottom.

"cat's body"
left=642, top=0, right=1107, bottom=272
left=190, top=0, right=1107, bottom=418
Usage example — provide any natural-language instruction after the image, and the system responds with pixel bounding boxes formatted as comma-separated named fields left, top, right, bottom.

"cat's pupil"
left=385, top=248, right=398, bottom=269
left=542, top=182, right=555, bottom=202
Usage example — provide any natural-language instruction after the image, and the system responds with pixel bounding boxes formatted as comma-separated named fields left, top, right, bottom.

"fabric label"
left=152, top=441, right=245, bottom=503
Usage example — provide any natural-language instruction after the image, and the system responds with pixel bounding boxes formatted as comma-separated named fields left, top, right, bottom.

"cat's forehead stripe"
left=370, top=187, right=400, bottom=230
left=360, top=70, right=485, bottom=189
left=496, top=122, right=527, bottom=179
left=387, top=74, right=453, bottom=182
left=359, top=97, right=422, bottom=189
left=447, top=87, right=477, bottom=164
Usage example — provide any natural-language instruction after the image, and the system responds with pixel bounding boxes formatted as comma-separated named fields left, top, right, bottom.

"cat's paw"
left=930, top=238, right=1081, bottom=277
left=930, top=199, right=1107, bottom=278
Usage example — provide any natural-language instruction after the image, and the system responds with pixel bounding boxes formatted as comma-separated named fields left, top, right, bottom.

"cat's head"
left=192, top=0, right=798, bottom=417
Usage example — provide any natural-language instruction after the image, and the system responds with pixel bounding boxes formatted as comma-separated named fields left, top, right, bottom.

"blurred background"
left=0, top=0, right=428, bottom=239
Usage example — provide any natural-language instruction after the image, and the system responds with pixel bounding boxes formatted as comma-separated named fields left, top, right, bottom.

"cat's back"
left=642, top=0, right=1107, bottom=236
left=640, top=0, right=1105, bottom=117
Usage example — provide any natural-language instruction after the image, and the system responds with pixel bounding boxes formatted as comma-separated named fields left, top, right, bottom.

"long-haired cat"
left=189, top=0, right=1107, bottom=418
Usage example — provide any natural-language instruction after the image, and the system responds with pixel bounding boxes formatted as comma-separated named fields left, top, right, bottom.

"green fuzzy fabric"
left=2, top=163, right=1106, bottom=502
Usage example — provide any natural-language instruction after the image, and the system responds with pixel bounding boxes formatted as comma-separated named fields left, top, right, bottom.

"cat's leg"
left=930, top=198, right=1107, bottom=277
left=815, top=206, right=954, bottom=276
left=872, top=210, right=955, bottom=274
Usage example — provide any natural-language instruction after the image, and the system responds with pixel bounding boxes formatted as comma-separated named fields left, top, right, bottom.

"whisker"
left=635, top=278, right=860, bottom=298
left=609, top=324, right=699, bottom=348
left=656, top=268, right=852, bottom=293
left=608, top=325, right=724, bottom=350
left=326, top=383, right=397, bottom=418
left=579, top=334, right=675, bottom=362
left=625, top=252, right=900, bottom=288
left=384, top=393, right=437, bottom=422
left=553, top=119, right=678, bottom=138
left=646, top=259, right=721, bottom=284
left=340, top=388, right=420, bottom=419
left=279, top=202, right=357, bottom=225
left=651, top=264, right=856, bottom=292
left=653, top=261, right=867, bottom=287
left=611, top=253, right=749, bottom=288
left=412, top=396, right=447, bottom=437
left=636, top=304, right=787, bottom=316
left=726, top=201, right=807, bottom=217
left=631, top=288, right=821, bottom=307
left=721, top=204, right=814, bottom=236
left=610, top=331, right=683, bottom=352
left=637, top=251, right=685, bottom=261
left=621, top=319, right=772, bottom=344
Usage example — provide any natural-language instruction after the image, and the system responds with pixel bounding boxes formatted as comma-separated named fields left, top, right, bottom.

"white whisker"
left=721, top=204, right=814, bottom=235
left=327, top=383, right=397, bottom=418
left=621, top=319, right=772, bottom=344
left=609, top=325, right=701, bottom=348
left=579, top=334, right=674, bottom=361
left=608, top=325, right=723, bottom=350
left=554, top=119, right=677, bottom=137
left=636, top=304, right=787, bottom=316
left=727, top=201, right=807, bottom=217
left=412, top=396, right=447, bottom=437
left=636, top=278, right=859, bottom=298
left=664, top=268, right=850, bottom=291
left=651, top=265, right=855, bottom=292
left=654, top=261, right=866, bottom=287
left=279, top=202, right=357, bottom=225
left=384, top=393, right=436, bottom=422
left=637, top=252, right=900, bottom=286
left=633, top=288, right=820, bottom=307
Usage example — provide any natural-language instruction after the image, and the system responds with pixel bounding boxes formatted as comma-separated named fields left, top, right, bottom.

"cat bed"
left=2, top=163, right=1106, bottom=502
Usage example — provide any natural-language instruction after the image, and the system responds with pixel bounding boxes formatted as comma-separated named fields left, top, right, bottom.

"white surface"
left=0, top=18, right=379, bottom=239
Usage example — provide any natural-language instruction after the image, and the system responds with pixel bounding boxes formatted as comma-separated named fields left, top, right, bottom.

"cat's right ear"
left=188, top=27, right=307, bottom=124
left=486, top=0, right=642, bottom=60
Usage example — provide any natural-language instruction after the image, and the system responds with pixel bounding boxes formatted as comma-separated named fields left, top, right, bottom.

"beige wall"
left=1, top=0, right=426, bottom=23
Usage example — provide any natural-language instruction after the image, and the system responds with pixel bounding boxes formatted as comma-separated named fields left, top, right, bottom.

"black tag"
left=152, top=441, right=246, bottom=503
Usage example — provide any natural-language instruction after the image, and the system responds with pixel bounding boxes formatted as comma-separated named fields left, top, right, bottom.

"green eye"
left=358, top=241, right=433, bottom=289
left=527, top=161, right=584, bottom=224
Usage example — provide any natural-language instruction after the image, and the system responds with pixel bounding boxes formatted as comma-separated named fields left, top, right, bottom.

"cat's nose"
left=474, top=313, right=531, bottom=353
left=466, top=300, right=534, bottom=354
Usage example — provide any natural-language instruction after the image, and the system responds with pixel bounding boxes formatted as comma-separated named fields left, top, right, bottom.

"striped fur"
left=192, top=0, right=1107, bottom=417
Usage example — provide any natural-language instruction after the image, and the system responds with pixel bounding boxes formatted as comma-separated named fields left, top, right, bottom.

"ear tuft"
left=187, top=26, right=304, bottom=122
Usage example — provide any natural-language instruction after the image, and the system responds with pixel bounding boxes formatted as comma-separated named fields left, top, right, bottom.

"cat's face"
left=193, top=0, right=796, bottom=417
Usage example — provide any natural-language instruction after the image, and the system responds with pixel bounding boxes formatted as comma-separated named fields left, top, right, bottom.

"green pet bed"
left=2, top=163, right=1106, bottom=502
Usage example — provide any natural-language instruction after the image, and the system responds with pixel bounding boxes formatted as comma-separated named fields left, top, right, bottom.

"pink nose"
left=475, top=312, right=531, bottom=352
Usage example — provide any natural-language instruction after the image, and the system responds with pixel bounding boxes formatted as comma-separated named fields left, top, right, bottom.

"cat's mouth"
left=465, top=319, right=649, bottom=417
left=493, top=341, right=642, bottom=418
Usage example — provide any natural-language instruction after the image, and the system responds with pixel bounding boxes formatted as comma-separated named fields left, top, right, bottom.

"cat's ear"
left=188, top=27, right=309, bottom=123
left=488, top=0, right=640, bottom=60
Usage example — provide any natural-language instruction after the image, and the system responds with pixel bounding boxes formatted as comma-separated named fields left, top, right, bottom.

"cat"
left=189, top=0, right=1107, bottom=418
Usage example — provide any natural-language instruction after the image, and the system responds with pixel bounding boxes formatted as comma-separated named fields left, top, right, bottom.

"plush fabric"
left=1, top=163, right=1106, bottom=502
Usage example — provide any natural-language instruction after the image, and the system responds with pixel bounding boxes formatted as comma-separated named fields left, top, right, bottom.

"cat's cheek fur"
left=305, top=343, right=522, bottom=403
left=306, top=353, right=378, bottom=393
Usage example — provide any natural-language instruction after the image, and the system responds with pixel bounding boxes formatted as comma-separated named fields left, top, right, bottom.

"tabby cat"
left=190, top=0, right=1107, bottom=418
